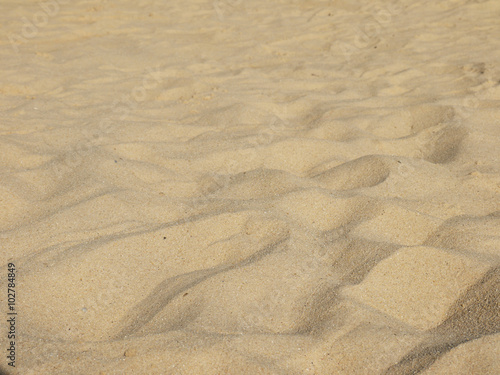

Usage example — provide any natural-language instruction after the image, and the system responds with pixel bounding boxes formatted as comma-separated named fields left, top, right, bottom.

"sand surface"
left=1, top=0, right=500, bottom=374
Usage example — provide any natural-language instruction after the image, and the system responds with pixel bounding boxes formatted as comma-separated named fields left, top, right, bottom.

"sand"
left=1, top=0, right=499, bottom=374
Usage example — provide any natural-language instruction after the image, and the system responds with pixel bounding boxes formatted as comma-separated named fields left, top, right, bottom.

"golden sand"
left=1, top=0, right=499, bottom=374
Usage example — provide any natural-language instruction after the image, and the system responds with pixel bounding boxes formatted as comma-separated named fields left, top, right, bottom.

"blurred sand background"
left=1, top=0, right=499, bottom=374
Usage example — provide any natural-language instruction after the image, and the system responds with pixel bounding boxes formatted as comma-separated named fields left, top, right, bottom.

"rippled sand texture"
left=1, top=0, right=500, bottom=374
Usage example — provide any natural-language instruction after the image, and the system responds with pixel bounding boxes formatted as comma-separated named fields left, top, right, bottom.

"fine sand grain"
left=1, top=0, right=499, bottom=374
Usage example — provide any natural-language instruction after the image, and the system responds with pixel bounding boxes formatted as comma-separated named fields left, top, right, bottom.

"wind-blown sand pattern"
left=1, top=0, right=499, bottom=374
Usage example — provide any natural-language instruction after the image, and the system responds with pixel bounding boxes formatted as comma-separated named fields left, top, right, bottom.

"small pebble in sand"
left=124, top=348, right=137, bottom=357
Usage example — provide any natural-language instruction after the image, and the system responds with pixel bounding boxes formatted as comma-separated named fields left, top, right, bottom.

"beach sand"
left=1, top=0, right=499, bottom=374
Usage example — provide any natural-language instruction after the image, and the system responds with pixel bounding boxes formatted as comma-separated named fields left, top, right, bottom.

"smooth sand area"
left=1, top=0, right=499, bottom=374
